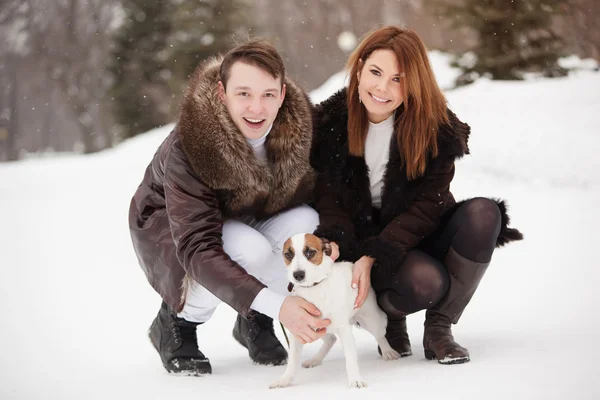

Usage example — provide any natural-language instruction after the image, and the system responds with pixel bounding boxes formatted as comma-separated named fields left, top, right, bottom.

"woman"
left=311, top=26, right=523, bottom=364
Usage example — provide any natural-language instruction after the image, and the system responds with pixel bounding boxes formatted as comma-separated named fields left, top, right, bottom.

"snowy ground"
left=1, top=55, right=599, bottom=399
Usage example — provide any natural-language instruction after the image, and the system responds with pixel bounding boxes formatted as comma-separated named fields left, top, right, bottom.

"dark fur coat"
left=311, top=88, right=522, bottom=272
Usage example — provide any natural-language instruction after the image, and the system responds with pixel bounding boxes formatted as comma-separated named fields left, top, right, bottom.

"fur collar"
left=177, top=57, right=315, bottom=216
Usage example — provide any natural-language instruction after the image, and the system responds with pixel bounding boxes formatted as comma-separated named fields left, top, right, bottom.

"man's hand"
left=351, top=256, right=375, bottom=309
left=279, top=296, right=331, bottom=344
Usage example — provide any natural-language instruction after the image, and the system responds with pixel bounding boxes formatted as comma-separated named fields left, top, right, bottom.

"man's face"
left=218, top=61, right=286, bottom=140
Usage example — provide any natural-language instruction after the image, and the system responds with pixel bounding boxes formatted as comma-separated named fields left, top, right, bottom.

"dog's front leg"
left=337, top=327, right=367, bottom=388
left=269, top=336, right=303, bottom=389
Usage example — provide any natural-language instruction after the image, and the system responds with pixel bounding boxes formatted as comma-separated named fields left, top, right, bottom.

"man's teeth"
left=370, top=93, right=390, bottom=103
left=244, top=118, right=264, bottom=123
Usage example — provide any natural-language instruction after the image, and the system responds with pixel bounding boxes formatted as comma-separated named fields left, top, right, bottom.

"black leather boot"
left=232, top=311, right=288, bottom=366
left=424, top=246, right=490, bottom=364
left=149, top=301, right=212, bottom=375
left=376, top=290, right=412, bottom=357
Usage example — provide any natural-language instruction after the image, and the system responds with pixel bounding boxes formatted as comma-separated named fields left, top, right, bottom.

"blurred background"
left=0, top=0, right=597, bottom=161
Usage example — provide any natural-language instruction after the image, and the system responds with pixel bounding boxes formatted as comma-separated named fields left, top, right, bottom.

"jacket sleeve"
left=310, top=104, right=359, bottom=261
left=163, top=140, right=265, bottom=318
left=361, top=154, right=456, bottom=268
left=312, top=171, right=359, bottom=261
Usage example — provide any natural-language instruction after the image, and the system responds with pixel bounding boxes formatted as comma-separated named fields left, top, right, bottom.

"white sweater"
left=364, top=114, right=395, bottom=208
left=246, top=124, right=289, bottom=320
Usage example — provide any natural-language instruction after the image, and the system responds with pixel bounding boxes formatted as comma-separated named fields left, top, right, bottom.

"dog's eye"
left=305, top=249, right=316, bottom=259
left=284, top=251, right=294, bottom=261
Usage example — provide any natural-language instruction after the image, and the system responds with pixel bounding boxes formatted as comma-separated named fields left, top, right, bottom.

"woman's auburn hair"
left=346, top=26, right=449, bottom=180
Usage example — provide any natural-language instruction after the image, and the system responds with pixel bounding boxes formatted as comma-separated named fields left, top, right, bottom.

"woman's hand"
left=351, top=256, right=375, bottom=309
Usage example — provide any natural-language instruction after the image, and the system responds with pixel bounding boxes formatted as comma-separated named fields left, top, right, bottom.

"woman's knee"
left=382, top=251, right=448, bottom=314
left=462, top=197, right=502, bottom=238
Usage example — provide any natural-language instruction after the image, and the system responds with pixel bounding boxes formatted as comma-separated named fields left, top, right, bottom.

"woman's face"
left=357, top=49, right=404, bottom=123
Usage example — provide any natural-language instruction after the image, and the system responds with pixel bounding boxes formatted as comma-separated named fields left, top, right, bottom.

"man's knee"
left=283, top=204, right=320, bottom=234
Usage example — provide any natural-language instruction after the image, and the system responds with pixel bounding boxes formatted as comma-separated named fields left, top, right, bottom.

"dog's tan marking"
left=304, top=234, right=324, bottom=265
left=282, top=238, right=294, bottom=266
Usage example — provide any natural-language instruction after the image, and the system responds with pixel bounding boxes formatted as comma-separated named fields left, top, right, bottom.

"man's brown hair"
left=219, top=39, right=285, bottom=90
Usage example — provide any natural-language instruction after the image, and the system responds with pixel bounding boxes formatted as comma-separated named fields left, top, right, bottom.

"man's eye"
left=238, top=92, right=249, bottom=96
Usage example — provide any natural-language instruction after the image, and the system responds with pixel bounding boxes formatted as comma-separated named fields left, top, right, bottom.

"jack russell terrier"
left=269, top=233, right=399, bottom=389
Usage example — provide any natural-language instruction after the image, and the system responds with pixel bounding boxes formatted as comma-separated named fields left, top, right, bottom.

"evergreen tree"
left=165, top=0, right=254, bottom=110
left=109, top=0, right=253, bottom=140
left=432, top=0, right=570, bottom=85
left=109, top=0, right=173, bottom=139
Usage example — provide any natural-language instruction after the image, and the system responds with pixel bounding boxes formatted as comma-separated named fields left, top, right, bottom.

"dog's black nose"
left=293, top=270, right=305, bottom=282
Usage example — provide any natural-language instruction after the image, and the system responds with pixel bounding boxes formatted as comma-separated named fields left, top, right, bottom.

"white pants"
left=178, top=204, right=319, bottom=323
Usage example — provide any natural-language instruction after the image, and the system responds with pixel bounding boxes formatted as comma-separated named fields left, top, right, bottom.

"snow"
left=1, top=55, right=599, bottom=400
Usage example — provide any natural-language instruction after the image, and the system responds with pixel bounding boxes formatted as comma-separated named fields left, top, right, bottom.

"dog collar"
left=287, top=278, right=326, bottom=292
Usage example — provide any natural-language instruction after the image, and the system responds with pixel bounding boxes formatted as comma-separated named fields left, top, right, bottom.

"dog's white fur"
left=269, top=233, right=399, bottom=389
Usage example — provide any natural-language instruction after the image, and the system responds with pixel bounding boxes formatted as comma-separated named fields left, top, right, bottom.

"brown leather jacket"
left=128, top=57, right=315, bottom=317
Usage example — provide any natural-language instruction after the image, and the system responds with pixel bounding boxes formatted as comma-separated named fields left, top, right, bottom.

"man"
left=129, top=40, right=330, bottom=376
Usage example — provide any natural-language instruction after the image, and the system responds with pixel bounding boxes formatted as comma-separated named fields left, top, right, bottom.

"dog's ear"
left=321, top=237, right=332, bottom=257
left=287, top=282, right=294, bottom=292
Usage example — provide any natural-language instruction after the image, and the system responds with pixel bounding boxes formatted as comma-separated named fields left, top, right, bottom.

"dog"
left=269, top=233, right=399, bottom=389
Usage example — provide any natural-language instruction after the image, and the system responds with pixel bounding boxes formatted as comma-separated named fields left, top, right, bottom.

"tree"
left=109, top=0, right=253, bottom=140
left=108, top=0, right=173, bottom=140
left=431, top=0, right=571, bottom=84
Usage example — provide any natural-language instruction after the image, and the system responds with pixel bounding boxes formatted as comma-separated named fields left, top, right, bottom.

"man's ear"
left=217, top=81, right=226, bottom=102
left=321, top=238, right=332, bottom=257
left=279, top=83, right=286, bottom=108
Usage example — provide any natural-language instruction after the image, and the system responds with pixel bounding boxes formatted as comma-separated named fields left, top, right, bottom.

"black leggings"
left=376, top=197, right=502, bottom=317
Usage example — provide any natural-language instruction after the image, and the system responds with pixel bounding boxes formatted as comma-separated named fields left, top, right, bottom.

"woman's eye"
left=393, top=77, right=400, bottom=82
left=370, top=69, right=381, bottom=76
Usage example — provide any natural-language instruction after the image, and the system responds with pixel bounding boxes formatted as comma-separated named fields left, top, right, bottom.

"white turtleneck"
left=246, top=123, right=289, bottom=320
left=246, top=124, right=273, bottom=162
left=364, top=114, right=395, bottom=208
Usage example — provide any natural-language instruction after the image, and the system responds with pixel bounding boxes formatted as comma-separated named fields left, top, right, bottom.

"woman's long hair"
left=346, top=26, right=449, bottom=180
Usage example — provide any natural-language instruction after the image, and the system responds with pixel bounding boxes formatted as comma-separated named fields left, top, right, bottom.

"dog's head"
left=282, top=233, right=333, bottom=291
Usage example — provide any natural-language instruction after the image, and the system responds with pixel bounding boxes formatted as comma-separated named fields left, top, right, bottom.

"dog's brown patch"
left=282, top=238, right=294, bottom=266
left=304, top=234, right=324, bottom=265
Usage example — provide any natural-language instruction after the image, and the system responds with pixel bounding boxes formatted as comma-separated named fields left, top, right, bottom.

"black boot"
left=232, top=311, right=288, bottom=366
left=423, top=246, right=490, bottom=365
left=376, top=291, right=412, bottom=357
left=149, top=301, right=212, bottom=375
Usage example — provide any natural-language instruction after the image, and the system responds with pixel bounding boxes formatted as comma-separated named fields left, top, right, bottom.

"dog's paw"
left=269, top=377, right=293, bottom=389
left=302, top=357, right=323, bottom=368
left=349, top=380, right=368, bottom=388
left=381, top=348, right=401, bottom=361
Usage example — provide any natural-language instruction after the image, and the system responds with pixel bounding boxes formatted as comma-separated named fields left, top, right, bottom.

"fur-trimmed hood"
left=176, top=57, right=315, bottom=217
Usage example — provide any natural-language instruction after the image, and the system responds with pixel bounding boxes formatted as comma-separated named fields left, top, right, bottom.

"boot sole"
left=424, top=349, right=470, bottom=365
